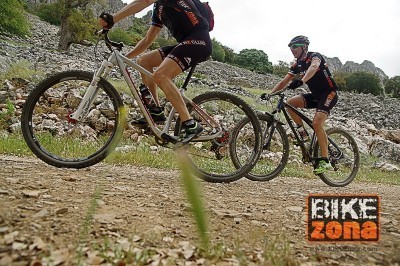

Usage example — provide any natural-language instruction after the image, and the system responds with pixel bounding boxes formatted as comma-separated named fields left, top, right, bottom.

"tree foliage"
left=385, top=76, right=400, bottom=98
left=332, top=71, right=349, bottom=91
left=33, top=2, right=63, bottom=25
left=57, top=0, right=100, bottom=50
left=234, top=49, right=273, bottom=74
left=0, top=0, right=30, bottom=36
left=345, top=72, right=383, bottom=95
left=221, top=45, right=235, bottom=64
left=211, top=39, right=225, bottom=62
left=273, top=60, right=290, bottom=78
left=108, top=28, right=136, bottom=46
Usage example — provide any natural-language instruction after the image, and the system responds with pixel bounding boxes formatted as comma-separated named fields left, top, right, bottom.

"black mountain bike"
left=229, top=88, right=360, bottom=187
left=21, top=30, right=262, bottom=183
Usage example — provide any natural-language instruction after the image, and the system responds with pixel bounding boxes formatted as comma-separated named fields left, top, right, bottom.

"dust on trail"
left=0, top=155, right=399, bottom=265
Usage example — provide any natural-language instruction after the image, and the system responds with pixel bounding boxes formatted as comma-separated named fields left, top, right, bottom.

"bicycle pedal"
left=161, top=133, right=179, bottom=144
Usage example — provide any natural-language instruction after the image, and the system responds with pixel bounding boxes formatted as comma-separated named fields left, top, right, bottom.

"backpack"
left=159, top=0, right=215, bottom=31
left=191, top=0, right=215, bottom=31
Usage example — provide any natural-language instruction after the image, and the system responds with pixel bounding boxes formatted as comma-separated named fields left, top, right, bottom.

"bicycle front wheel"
left=230, top=113, right=290, bottom=181
left=175, top=91, right=262, bottom=183
left=21, top=70, right=125, bottom=168
left=313, top=128, right=360, bottom=187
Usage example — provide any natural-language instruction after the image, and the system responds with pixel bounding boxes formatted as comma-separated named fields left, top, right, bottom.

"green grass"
left=1, top=133, right=398, bottom=186
left=0, top=60, right=43, bottom=85
left=0, top=38, right=30, bottom=47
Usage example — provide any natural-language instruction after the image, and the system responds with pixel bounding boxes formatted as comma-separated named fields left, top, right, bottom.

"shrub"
left=108, top=28, right=136, bottom=46
left=34, top=2, right=63, bottom=26
left=345, top=72, right=383, bottom=95
left=234, top=49, right=273, bottom=74
left=273, top=61, right=290, bottom=78
left=0, top=0, right=30, bottom=36
left=212, top=39, right=225, bottom=62
left=384, top=76, right=400, bottom=98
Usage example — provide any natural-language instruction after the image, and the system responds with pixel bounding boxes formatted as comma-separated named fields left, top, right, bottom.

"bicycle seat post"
left=181, top=63, right=198, bottom=90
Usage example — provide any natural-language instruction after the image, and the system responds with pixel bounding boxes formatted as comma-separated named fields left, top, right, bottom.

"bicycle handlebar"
left=97, top=29, right=124, bottom=52
left=260, top=87, right=289, bottom=101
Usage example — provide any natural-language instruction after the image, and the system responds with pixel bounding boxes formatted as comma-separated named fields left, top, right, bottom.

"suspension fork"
left=69, top=57, right=114, bottom=122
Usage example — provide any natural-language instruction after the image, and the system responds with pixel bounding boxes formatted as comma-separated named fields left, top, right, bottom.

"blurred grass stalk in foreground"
left=177, top=148, right=210, bottom=250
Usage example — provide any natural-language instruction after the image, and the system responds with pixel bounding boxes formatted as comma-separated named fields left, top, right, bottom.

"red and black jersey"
left=152, top=0, right=209, bottom=42
left=289, top=52, right=338, bottom=97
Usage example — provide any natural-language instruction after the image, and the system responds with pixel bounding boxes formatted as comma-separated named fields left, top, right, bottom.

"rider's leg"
left=313, top=111, right=329, bottom=158
left=314, top=90, right=338, bottom=159
left=136, top=50, right=163, bottom=106
left=152, top=58, right=191, bottom=122
left=286, top=95, right=306, bottom=126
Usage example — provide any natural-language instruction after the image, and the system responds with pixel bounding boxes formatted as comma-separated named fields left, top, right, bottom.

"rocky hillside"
left=326, top=57, right=388, bottom=80
left=1, top=14, right=399, bottom=168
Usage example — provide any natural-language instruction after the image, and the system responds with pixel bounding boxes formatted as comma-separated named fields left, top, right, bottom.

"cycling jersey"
left=289, top=52, right=338, bottom=97
left=152, top=0, right=209, bottom=42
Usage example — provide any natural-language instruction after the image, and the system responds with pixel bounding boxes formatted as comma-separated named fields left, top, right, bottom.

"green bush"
left=332, top=71, right=349, bottom=91
left=385, top=76, right=400, bottom=98
left=34, top=2, right=63, bottom=26
left=234, top=49, right=273, bottom=74
left=273, top=60, right=290, bottom=78
left=152, top=37, right=177, bottom=49
left=211, top=39, right=225, bottom=62
left=67, top=9, right=97, bottom=44
left=0, top=0, right=30, bottom=36
left=345, top=72, right=383, bottom=95
left=108, top=28, right=136, bottom=46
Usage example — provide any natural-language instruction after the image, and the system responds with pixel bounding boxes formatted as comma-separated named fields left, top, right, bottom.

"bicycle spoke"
left=22, top=71, right=124, bottom=168
left=230, top=113, right=289, bottom=181
left=178, top=92, right=262, bottom=183
left=314, top=128, right=360, bottom=186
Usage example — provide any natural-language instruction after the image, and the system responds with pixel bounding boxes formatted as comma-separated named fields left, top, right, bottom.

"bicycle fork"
left=68, top=59, right=114, bottom=123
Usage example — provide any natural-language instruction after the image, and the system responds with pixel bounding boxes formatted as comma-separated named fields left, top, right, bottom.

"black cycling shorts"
left=301, top=91, right=338, bottom=115
left=158, top=30, right=212, bottom=71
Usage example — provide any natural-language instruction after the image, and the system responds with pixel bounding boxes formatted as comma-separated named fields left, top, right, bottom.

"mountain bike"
left=21, top=30, right=262, bottom=183
left=229, top=88, right=360, bottom=187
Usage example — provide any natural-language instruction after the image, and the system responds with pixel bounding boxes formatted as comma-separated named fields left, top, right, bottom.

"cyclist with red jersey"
left=99, top=0, right=212, bottom=142
left=268, top=35, right=338, bottom=174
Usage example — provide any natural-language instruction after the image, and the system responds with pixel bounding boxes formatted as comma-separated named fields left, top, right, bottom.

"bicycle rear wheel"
left=313, top=128, right=360, bottom=187
left=230, top=113, right=290, bottom=181
left=175, top=91, right=262, bottom=183
left=21, top=70, right=125, bottom=168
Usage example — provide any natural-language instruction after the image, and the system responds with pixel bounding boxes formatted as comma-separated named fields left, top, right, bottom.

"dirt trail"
left=0, top=155, right=399, bottom=265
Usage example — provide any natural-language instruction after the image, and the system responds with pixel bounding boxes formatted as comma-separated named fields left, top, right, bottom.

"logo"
left=307, top=194, right=380, bottom=242
left=184, top=57, right=192, bottom=65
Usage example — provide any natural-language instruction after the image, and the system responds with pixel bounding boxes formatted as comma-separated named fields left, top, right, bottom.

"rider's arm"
left=271, top=73, right=294, bottom=93
left=126, top=25, right=161, bottom=58
left=301, top=57, right=321, bottom=83
left=113, top=0, right=156, bottom=24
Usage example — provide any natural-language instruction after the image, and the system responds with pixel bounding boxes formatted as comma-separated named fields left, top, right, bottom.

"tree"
left=385, top=76, right=400, bottom=98
left=234, top=49, right=273, bottom=74
left=345, top=72, right=383, bottom=95
left=0, top=0, right=30, bottom=36
left=34, top=2, right=63, bottom=25
left=332, top=71, right=349, bottom=91
left=221, top=45, right=235, bottom=64
left=211, top=39, right=225, bottom=62
left=58, top=0, right=100, bottom=50
left=273, top=60, right=290, bottom=78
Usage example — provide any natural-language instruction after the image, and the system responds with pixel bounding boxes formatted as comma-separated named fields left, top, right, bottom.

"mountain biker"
left=99, top=0, right=212, bottom=142
left=267, top=35, right=338, bottom=174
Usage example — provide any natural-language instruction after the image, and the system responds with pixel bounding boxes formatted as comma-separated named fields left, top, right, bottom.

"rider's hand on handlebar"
left=99, top=12, right=114, bottom=29
left=288, top=79, right=303, bottom=90
left=260, top=93, right=270, bottom=101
